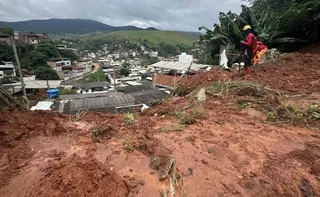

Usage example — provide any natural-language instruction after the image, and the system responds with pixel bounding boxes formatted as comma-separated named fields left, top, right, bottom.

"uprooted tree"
left=199, top=0, right=320, bottom=64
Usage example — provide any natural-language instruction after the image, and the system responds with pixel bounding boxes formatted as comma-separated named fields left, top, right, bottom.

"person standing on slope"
left=241, top=25, right=257, bottom=74
left=254, top=41, right=268, bottom=65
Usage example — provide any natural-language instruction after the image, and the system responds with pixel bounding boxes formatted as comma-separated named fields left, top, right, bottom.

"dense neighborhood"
left=0, top=26, right=210, bottom=113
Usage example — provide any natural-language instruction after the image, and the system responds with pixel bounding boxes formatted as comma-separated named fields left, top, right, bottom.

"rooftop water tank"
left=47, top=88, right=60, bottom=99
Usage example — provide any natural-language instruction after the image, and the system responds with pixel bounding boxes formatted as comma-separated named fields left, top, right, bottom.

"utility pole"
left=12, top=44, right=30, bottom=110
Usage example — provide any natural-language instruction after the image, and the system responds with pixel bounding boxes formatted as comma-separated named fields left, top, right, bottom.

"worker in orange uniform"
left=241, top=25, right=257, bottom=74
left=254, top=41, right=268, bottom=65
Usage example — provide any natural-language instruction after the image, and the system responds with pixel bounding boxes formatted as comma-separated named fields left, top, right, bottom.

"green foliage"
left=0, top=27, right=14, bottom=36
left=35, top=66, right=60, bottom=80
left=34, top=42, right=59, bottom=58
left=124, top=113, right=135, bottom=125
left=123, top=136, right=134, bottom=152
left=122, top=62, right=131, bottom=68
left=29, top=51, right=48, bottom=68
left=59, top=87, right=77, bottom=95
left=199, top=0, right=320, bottom=63
left=96, top=30, right=196, bottom=47
left=120, top=68, right=130, bottom=77
left=0, top=76, right=19, bottom=85
left=92, top=127, right=104, bottom=142
left=84, top=69, right=106, bottom=82
left=59, top=49, right=79, bottom=61
left=0, top=42, right=14, bottom=62
left=175, top=102, right=206, bottom=125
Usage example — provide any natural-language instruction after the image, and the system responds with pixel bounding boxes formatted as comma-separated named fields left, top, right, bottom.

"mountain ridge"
left=0, top=18, right=200, bottom=37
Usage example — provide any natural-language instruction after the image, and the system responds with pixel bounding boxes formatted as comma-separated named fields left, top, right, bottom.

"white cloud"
left=0, top=0, right=243, bottom=31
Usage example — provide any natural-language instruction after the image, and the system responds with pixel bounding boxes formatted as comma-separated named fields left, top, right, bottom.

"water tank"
left=47, top=88, right=60, bottom=99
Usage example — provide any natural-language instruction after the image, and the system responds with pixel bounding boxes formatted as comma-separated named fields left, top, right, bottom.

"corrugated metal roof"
left=56, top=94, right=136, bottom=114
left=130, top=89, right=169, bottom=106
left=59, top=92, right=123, bottom=100
left=151, top=61, right=209, bottom=71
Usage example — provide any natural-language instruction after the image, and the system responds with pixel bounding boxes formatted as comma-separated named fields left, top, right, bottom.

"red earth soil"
left=179, top=52, right=320, bottom=94
left=1, top=45, right=320, bottom=197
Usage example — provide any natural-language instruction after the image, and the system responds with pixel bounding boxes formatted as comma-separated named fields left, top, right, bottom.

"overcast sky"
left=0, top=0, right=243, bottom=31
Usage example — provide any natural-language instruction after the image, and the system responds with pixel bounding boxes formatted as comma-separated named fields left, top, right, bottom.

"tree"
left=85, top=69, right=106, bottom=82
left=122, top=62, right=131, bottom=68
left=59, top=49, right=79, bottom=61
left=0, top=27, right=14, bottom=36
left=35, top=67, right=60, bottom=80
left=0, top=42, right=14, bottom=62
left=29, top=51, right=48, bottom=69
left=120, top=68, right=130, bottom=77
left=34, top=42, right=59, bottom=59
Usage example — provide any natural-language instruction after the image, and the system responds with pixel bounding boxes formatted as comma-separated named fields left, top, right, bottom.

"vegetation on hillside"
left=76, top=30, right=195, bottom=57
left=84, top=70, right=106, bottom=82
left=199, top=0, right=320, bottom=64
left=96, top=30, right=196, bottom=46
left=0, top=41, right=78, bottom=80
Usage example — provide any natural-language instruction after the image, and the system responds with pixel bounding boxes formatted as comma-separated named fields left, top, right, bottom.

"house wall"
left=78, top=60, right=93, bottom=74
left=47, top=59, right=71, bottom=79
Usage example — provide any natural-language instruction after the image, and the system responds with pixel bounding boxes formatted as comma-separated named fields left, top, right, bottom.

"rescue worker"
left=254, top=41, right=268, bottom=65
left=241, top=25, right=257, bottom=74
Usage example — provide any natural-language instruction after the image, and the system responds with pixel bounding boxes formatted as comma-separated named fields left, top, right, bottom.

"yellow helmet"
left=243, top=25, right=252, bottom=31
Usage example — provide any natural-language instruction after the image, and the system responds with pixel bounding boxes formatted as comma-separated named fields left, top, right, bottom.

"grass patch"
left=123, top=136, right=134, bottom=152
left=124, top=113, right=135, bottom=125
left=92, top=127, right=103, bottom=142
left=174, top=101, right=207, bottom=125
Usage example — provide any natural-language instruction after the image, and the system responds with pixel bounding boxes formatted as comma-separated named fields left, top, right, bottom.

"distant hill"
left=95, top=30, right=196, bottom=46
left=0, top=19, right=157, bottom=34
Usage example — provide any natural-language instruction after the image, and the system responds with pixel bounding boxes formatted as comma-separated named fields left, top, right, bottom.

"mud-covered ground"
left=1, top=49, right=320, bottom=197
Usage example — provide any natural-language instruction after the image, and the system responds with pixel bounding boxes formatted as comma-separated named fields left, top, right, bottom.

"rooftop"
left=49, top=58, right=71, bottom=62
left=151, top=61, right=209, bottom=72
left=80, top=82, right=111, bottom=91
left=53, top=94, right=137, bottom=114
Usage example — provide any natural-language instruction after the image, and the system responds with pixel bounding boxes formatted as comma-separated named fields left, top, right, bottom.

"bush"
left=85, top=69, right=106, bottom=82
left=35, top=66, right=60, bottom=80
left=120, top=68, right=130, bottom=77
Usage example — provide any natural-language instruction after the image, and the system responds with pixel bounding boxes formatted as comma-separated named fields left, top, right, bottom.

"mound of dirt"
left=28, top=154, right=128, bottom=197
left=178, top=52, right=320, bottom=95
left=245, top=53, right=320, bottom=94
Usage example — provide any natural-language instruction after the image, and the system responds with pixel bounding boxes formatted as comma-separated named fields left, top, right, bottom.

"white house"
left=47, top=58, right=72, bottom=79
left=0, top=61, right=16, bottom=79
left=77, top=59, right=93, bottom=74
left=179, top=53, right=193, bottom=64
left=150, top=51, right=158, bottom=58
left=129, top=68, right=140, bottom=77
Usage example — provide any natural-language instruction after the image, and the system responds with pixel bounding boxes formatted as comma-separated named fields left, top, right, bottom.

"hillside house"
left=47, top=58, right=72, bottom=79
left=77, top=59, right=93, bottom=74
left=0, top=61, right=16, bottom=79
left=98, top=58, right=111, bottom=68
left=16, top=32, right=49, bottom=44
left=0, top=34, right=13, bottom=45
